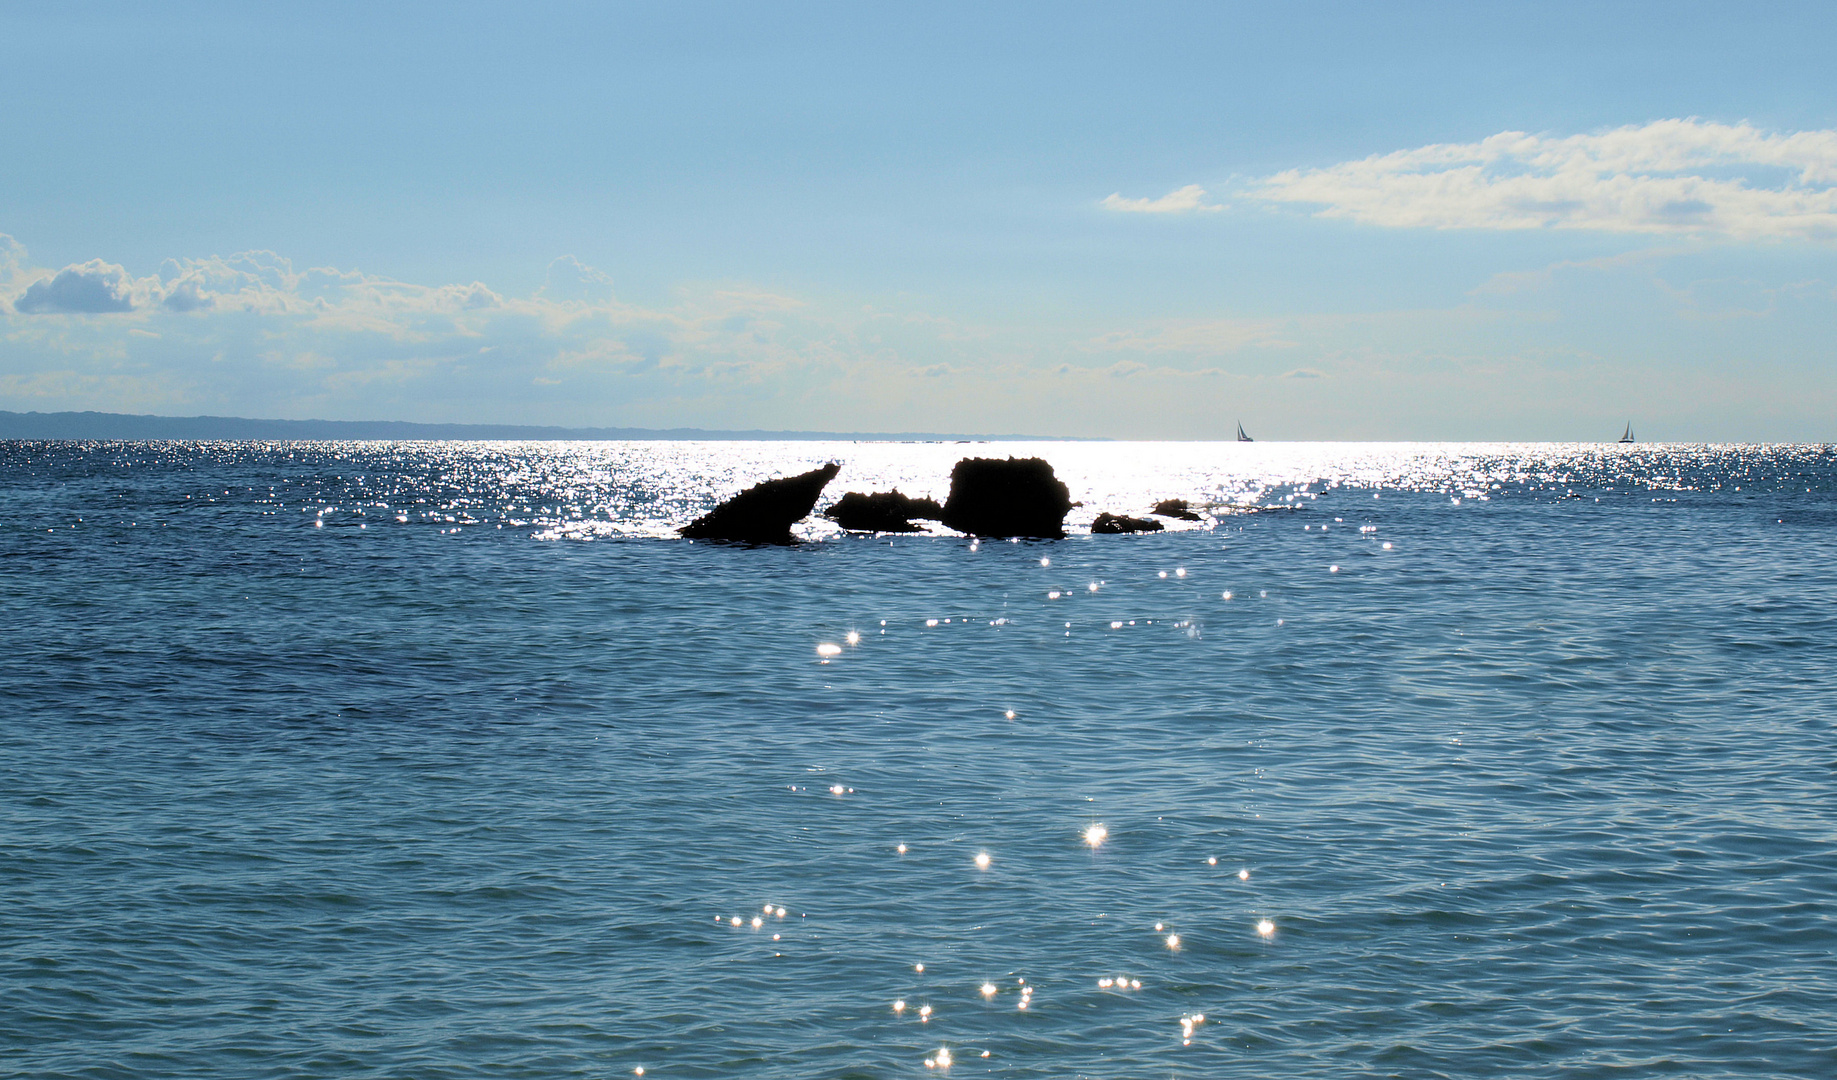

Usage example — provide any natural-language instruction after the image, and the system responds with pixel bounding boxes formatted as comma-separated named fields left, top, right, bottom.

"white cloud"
left=1255, top=119, right=1837, bottom=240
left=13, top=259, right=153, bottom=313
left=1101, top=184, right=1222, bottom=214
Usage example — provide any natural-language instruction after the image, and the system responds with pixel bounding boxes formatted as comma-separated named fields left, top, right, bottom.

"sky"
left=3, top=1, right=1835, bottom=440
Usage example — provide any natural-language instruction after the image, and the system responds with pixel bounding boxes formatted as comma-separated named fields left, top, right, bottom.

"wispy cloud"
left=1255, top=119, right=1837, bottom=240
left=1469, top=248, right=1682, bottom=296
left=539, top=255, right=617, bottom=304
left=1101, top=184, right=1222, bottom=214
left=1085, top=318, right=1290, bottom=354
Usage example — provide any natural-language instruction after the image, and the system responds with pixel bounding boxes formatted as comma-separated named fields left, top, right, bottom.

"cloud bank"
left=5, top=224, right=1836, bottom=439
left=1254, top=119, right=1837, bottom=240
left=0, top=234, right=1296, bottom=432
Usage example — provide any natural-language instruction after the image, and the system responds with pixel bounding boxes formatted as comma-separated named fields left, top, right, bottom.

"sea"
left=3, top=439, right=1835, bottom=1079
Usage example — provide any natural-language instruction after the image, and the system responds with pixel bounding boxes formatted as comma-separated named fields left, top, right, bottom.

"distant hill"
left=0, top=410, right=1077, bottom=442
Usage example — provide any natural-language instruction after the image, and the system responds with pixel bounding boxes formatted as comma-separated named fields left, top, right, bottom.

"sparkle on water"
left=5, top=439, right=1837, bottom=1079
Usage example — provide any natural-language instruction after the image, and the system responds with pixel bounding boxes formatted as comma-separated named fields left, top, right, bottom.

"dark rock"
left=1091, top=512, right=1164, bottom=534
left=680, top=462, right=841, bottom=543
left=1151, top=498, right=1201, bottom=521
left=825, top=489, right=943, bottom=533
left=939, top=457, right=1073, bottom=539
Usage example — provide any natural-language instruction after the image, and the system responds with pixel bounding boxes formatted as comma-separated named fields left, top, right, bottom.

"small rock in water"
left=680, top=463, right=841, bottom=544
left=1091, top=512, right=1163, bottom=534
left=1151, top=498, right=1201, bottom=521
left=939, top=457, right=1073, bottom=539
left=824, top=489, right=943, bottom=533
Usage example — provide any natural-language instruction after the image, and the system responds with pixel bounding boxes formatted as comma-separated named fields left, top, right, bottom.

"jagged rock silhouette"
left=939, top=457, right=1073, bottom=539
left=680, top=463, right=841, bottom=543
left=825, top=489, right=943, bottom=533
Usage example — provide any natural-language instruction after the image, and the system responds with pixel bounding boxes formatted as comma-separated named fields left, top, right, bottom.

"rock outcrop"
left=939, top=457, right=1073, bottom=539
left=1091, top=512, right=1163, bottom=534
left=680, top=462, right=841, bottom=543
left=825, top=489, right=943, bottom=533
left=1151, top=498, right=1201, bottom=521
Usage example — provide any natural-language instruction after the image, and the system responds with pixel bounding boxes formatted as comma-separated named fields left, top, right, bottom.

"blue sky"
left=3, top=1, right=1835, bottom=439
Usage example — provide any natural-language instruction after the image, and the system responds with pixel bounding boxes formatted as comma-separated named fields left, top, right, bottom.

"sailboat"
left=1236, top=422, right=1253, bottom=442
left=1618, top=423, right=1635, bottom=444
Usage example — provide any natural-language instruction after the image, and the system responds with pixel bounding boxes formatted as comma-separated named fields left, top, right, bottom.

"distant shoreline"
left=0, top=410, right=1094, bottom=443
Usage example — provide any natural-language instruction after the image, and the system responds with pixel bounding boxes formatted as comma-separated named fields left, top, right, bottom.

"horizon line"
left=0, top=409, right=1099, bottom=443
left=0, top=409, right=1816, bottom=445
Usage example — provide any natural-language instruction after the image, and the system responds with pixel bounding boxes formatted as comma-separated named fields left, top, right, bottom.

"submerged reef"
left=1151, top=498, right=1201, bottom=521
left=1091, top=511, right=1164, bottom=534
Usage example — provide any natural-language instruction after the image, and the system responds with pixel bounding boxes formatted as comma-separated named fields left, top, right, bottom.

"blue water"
left=4, top=440, right=1835, bottom=1079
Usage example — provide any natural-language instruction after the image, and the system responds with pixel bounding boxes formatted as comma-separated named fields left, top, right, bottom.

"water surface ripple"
left=3, top=440, right=1835, bottom=1078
